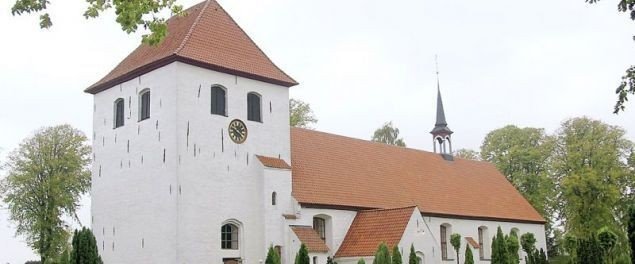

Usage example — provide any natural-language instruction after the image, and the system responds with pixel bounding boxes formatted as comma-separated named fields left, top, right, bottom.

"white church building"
left=86, top=1, right=547, bottom=263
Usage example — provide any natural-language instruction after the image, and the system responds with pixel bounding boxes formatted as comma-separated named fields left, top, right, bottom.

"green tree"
left=554, top=117, right=633, bottom=240
left=391, top=245, right=402, bottom=264
left=628, top=206, right=635, bottom=263
left=520, top=233, right=537, bottom=256
left=295, top=243, right=310, bottom=264
left=450, top=233, right=461, bottom=264
left=70, top=227, right=102, bottom=264
left=597, top=227, right=618, bottom=263
left=506, top=231, right=520, bottom=264
left=408, top=244, right=417, bottom=264
left=576, top=235, right=603, bottom=264
left=491, top=227, right=508, bottom=264
left=373, top=243, right=391, bottom=264
left=480, top=125, right=555, bottom=225
left=453, top=149, right=480, bottom=161
left=326, top=256, right=337, bottom=264
left=290, top=99, right=318, bottom=129
left=9, top=0, right=184, bottom=45
left=371, top=122, right=406, bottom=147
left=464, top=245, right=474, bottom=264
left=0, top=125, right=91, bottom=263
left=358, top=259, right=366, bottom=264
left=266, top=245, right=281, bottom=264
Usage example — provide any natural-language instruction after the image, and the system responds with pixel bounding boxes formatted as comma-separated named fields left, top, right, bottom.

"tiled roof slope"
left=256, top=155, right=292, bottom=170
left=290, top=226, right=329, bottom=253
left=85, top=0, right=297, bottom=94
left=290, top=128, right=546, bottom=224
left=335, top=207, right=415, bottom=257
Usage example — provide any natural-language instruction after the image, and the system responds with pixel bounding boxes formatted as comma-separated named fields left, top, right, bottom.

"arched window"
left=313, top=217, right=326, bottom=241
left=247, top=92, right=261, bottom=122
left=114, top=98, right=125, bottom=128
left=221, top=223, right=239, bottom=249
left=272, top=192, right=277, bottom=206
left=211, top=85, right=227, bottom=116
left=139, top=89, right=151, bottom=121
left=478, top=226, right=489, bottom=260
left=440, top=224, right=452, bottom=260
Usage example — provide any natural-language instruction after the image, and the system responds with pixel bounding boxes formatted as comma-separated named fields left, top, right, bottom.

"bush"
left=358, top=259, right=366, bottom=264
left=295, top=243, right=310, bottom=264
left=266, top=245, right=281, bottom=264
left=464, top=245, right=474, bottom=264
left=373, top=243, right=391, bottom=264
left=506, top=231, right=520, bottom=264
left=408, top=244, right=417, bottom=264
left=392, top=245, right=402, bottom=264
left=70, top=227, right=103, bottom=264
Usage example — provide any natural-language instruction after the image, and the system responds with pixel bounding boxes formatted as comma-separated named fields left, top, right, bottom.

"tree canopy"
left=371, top=121, right=406, bottom=147
left=290, top=99, right=318, bottom=129
left=10, top=0, right=184, bottom=45
left=0, top=125, right=91, bottom=263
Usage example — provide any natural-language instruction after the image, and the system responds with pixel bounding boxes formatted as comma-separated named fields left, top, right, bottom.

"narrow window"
left=247, top=92, right=261, bottom=122
left=114, top=98, right=125, bottom=128
left=440, top=225, right=448, bottom=260
left=313, top=256, right=318, bottom=264
left=221, top=224, right=238, bottom=249
left=313, top=217, right=326, bottom=241
left=139, top=89, right=151, bottom=121
left=272, top=192, right=277, bottom=206
left=478, top=226, right=489, bottom=260
left=211, top=86, right=227, bottom=116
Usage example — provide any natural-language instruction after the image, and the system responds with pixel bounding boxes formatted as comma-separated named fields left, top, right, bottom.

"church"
left=86, top=1, right=547, bottom=263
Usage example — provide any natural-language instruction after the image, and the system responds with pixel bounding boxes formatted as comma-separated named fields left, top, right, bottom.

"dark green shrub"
left=464, top=245, right=474, bottom=264
left=408, top=244, right=417, bottom=264
left=295, top=244, right=310, bottom=264
left=372, top=243, right=391, bottom=264
left=266, top=245, right=281, bottom=264
left=70, top=227, right=102, bottom=264
left=392, top=245, right=402, bottom=264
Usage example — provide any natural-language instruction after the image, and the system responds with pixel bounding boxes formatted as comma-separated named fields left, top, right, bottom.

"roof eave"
left=84, top=55, right=298, bottom=94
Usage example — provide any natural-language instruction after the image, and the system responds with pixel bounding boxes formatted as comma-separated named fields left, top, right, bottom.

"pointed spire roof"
left=430, top=76, right=453, bottom=135
left=85, top=0, right=297, bottom=94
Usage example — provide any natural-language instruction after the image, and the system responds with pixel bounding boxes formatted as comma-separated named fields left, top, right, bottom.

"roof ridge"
left=175, top=0, right=212, bottom=55
left=358, top=205, right=417, bottom=213
left=214, top=1, right=298, bottom=85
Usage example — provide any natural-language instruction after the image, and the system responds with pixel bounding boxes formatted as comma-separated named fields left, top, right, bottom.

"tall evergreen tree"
left=506, top=232, right=520, bottom=264
left=464, top=245, right=474, bottom=264
left=70, top=227, right=102, bottom=264
left=373, top=243, right=391, bottom=264
left=408, top=244, right=417, bottom=264
left=392, top=245, right=402, bottom=264
left=491, top=227, right=508, bottom=264
left=295, top=244, right=310, bottom=264
left=266, top=245, right=281, bottom=264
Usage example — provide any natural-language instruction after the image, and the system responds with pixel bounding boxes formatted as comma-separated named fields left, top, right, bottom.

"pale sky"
left=1, top=0, right=634, bottom=263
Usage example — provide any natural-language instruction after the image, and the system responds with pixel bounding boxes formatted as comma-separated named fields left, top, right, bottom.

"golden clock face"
left=228, top=119, right=247, bottom=144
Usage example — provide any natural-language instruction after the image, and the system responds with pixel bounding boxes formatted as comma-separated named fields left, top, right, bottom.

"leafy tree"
left=0, top=125, right=91, bottom=263
left=453, top=149, right=480, bottom=161
left=520, top=233, right=537, bottom=256
left=59, top=248, right=70, bottom=264
left=326, top=256, right=337, bottom=264
left=597, top=227, right=618, bottom=263
left=392, top=245, right=402, bottom=264
left=408, top=244, right=417, bottom=264
left=480, top=125, right=555, bottom=225
left=464, top=245, right=474, bottom=264
left=295, top=243, right=310, bottom=264
left=450, top=233, right=461, bottom=264
left=358, top=259, right=366, bottom=264
left=554, top=117, right=633, bottom=240
left=9, top=0, right=184, bottom=45
left=373, top=243, right=391, bottom=264
left=628, top=206, right=635, bottom=263
left=290, top=99, right=318, bottom=129
left=506, top=231, right=520, bottom=264
left=266, top=245, right=281, bottom=264
left=371, top=121, right=406, bottom=147
left=70, top=227, right=102, bottom=264
left=576, top=235, right=603, bottom=264
left=491, top=227, right=508, bottom=264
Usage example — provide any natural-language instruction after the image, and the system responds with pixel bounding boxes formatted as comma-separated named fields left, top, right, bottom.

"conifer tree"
left=392, top=245, right=402, bottom=264
left=70, top=227, right=102, bottom=264
left=372, top=243, right=391, bottom=264
left=266, top=245, right=281, bottom=264
left=464, top=246, right=474, bottom=264
left=408, top=244, right=417, bottom=264
left=506, top=232, right=520, bottom=264
left=295, top=244, right=310, bottom=264
left=358, top=259, right=366, bottom=264
left=491, top=227, right=508, bottom=264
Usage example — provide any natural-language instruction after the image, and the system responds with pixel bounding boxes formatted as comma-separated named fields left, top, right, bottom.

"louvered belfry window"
left=247, top=92, right=261, bottom=122
left=211, top=86, right=226, bottom=116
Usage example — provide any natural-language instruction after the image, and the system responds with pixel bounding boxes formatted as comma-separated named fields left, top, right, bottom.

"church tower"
left=430, top=73, right=453, bottom=156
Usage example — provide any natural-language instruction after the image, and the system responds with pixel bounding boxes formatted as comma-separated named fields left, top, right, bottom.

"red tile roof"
left=290, top=226, right=330, bottom=253
left=256, top=155, right=292, bottom=170
left=335, top=207, right=416, bottom=257
left=466, top=237, right=480, bottom=249
left=85, top=0, right=297, bottom=94
left=290, top=128, right=546, bottom=224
